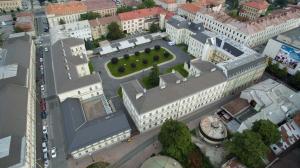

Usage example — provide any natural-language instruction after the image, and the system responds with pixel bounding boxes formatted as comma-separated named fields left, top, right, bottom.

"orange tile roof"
left=46, top=1, right=87, bottom=16
left=180, top=3, right=201, bottom=14
left=118, top=7, right=167, bottom=21
left=165, top=11, right=175, bottom=20
left=243, top=0, right=269, bottom=10
left=161, top=0, right=176, bottom=4
left=84, top=0, right=116, bottom=12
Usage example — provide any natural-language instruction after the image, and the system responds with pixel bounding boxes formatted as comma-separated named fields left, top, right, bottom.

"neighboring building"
left=61, top=98, right=131, bottom=159
left=84, top=0, right=117, bottom=17
left=199, top=115, right=227, bottom=144
left=0, top=0, right=22, bottom=11
left=51, top=38, right=102, bottom=102
left=15, top=12, right=35, bottom=35
left=177, top=3, right=202, bottom=21
left=0, top=14, right=12, bottom=26
left=89, top=15, right=120, bottom=39
left=270, top=113, right=300, bottom=155
left=194, top=5, right=300, bottom=47
left=154, top=0, right=185, bottom=12
left=239, top=0, right=269, bottom=20
left=122, top=61, right=227, bottom=132
left=45, top=1, right=87, bottom=27
left=262, top=27, right=300, bottom=75
left=141, top=155, right=183, bottom=168
left=0, top=33, right=36, bottom=168
left=52, top=20, right=92, bottom=40
left=221, top=79, right=300, bottom=132
left=118, top=7, right=168, bottom=34
left=167, top=16, right=266, bottom=96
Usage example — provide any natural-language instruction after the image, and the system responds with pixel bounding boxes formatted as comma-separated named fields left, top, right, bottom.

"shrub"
left=135, top=51, right=140, bottom=56
left=131, top=63, right=136, bottom=68
left=164, top=52, right=170, bottom=58
left=153, top=55, right=159, bottom=61
left=123, top=54, right=129, bottom=60
left=118, top=66, right=125, bottom=73
left=145, top=48, right=151, bottom=53
left=111, top=57, right=119, bottom=64
left=142, top=59, right=148, bottom=64
left=154, top=45, right=161, bottom=50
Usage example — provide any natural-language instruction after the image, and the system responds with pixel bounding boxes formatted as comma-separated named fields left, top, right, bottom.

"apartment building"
left=61, top=98, right=131, bottom=159
left=239, top=0, right=269, bottom=20
left=89, top=15, right=120, bottom=39
left=121, top=61, right=227, bottom=132
left=177, top=3, right=202, bottom=21
left=0, top=33, right=36, bottom=168
left=52, top=20, right=92, bottom=40
left=154, top=0, right=186, bottom=12
left=0, top=0, right=22, bottom=11
left=262, top=27, right=300, bottom=75
left=51, top=38, right=102, bottom=102
left=118, top=7, right=169, bottom=34
left=46, top=1, right=87, bottom=27
left=84, top=0, right=117, bottom=17
left=194, top=5, right=300, bottom=47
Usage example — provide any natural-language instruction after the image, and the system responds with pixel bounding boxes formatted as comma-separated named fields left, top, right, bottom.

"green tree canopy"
left=252, top=119, right=281, bottom=146
left=289, top=71, right=300, bottom=90
left=138, top=0, right=155, bottom=8
left=147, top=64, right=160, bottom=87
left=149, top=23, right=160, bottom=33
left=117, top=6, right=134, bottom=13
left=80, top=12, right=100, bottom=20
left=225, top=130, right=268, bottom=168
left=159, top=119, right=192, bottom=162
left=106, top=22, right=125, bottom=40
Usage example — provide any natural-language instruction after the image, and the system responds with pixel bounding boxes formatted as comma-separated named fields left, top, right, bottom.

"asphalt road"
left=91, top=39, right=192, bottom=99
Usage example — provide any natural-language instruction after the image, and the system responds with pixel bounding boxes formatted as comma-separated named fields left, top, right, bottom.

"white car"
left=51, top=147, right=57, bottom=158
left=42, top=142, right=48, bottom=153
left=44, top=47, right=48, bottom=52
left=42, top=126, right=47, bottom=134
left=168, top=41, right=175, bottom=46
left=44, top=160, right=49, bottom=167
left=41, top=85, right=45, bottom=91
left=39, top=58, right=43, bottom=63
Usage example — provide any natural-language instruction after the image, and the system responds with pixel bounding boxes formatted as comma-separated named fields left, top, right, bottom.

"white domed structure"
left=141, top=155, right=183, bottom=168
left=199, top=115, right=227, bottom=144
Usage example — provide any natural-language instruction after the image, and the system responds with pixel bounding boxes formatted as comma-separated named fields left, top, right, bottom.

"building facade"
left=177, top=3, right=201, bottom=21
left=0, top=33, right=36, bottom=168
left=51, top=38, right=103, bottom=102
left=84, top=0, right=117, bottom=17
left=154, top=0, right=185, bottom=12
left=53, top=20, right=92, bottom=40
left=0, top=0, right=22, bottom=11
left=194, top=5, right=300, bottom=47
left=239, top=1, right=269, bottom=20
left=89, top=15, right=120, bottom=39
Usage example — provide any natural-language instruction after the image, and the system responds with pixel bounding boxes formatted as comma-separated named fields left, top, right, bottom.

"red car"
left=40, top=99, right=46, bottom=111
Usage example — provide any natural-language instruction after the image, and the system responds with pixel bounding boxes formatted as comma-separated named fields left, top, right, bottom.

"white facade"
left=177, top=6, right=197, bottom=21
left=72, top=130, right=130, bottom=159
left=52, top=20, right=92, bottom=40
left=194, top=7, right=300, bottom=47
left=47, top=13, right=84, bottom=27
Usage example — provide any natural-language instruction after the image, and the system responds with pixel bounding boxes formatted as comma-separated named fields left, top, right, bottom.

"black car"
left=41, top=111, right=47, bottom=119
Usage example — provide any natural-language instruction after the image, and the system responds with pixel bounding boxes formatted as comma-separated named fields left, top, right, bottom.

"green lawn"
left=166, top=64, right=189, bottom=77
left=107, top=48, right=173, bottom=77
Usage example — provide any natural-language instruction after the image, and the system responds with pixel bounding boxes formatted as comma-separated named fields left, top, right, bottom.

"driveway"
left=90, top=39, right=192, bottom=99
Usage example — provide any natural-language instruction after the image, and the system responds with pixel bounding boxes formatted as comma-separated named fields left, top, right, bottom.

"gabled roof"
left=118, top=7, right=167, bottom=21
left=84, top=0, right=116, bottom=12
left=242, top=1, right=269, bottom=10
left=46, top=1, right=87, bottom=16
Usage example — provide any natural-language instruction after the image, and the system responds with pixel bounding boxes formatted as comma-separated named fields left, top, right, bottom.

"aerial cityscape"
left=0, top=0, right=300, bottom=168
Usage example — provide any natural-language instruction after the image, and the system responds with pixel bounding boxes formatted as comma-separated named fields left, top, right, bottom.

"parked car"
left=51, top=147, right=57, bottom=158
left=39, top=57, right=43, bottom=63
left=41, top=85, right=45, bottom=91
left=40, top=99, right=46, bottom=111
left=41, top=111, right=47, bottom=119
left=42, top=142, right=48, bottom=153
left=168, top=41, right=175, bottom=46
left=42, top=134, right=48, bottom=142
left=43, top=152, right=49, bottom=161
left=44, top=160, right=49, bottom=167
left=44, top=47, right=48, bottom=52
left=42, top=125, right=48, bottom=134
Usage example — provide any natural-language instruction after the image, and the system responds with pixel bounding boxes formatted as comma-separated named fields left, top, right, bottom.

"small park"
left=106, top=45, right=174, bottom=77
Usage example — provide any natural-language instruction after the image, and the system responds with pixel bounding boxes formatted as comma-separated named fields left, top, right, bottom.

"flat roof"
left=99, top=45, right=118, bottom=55
left=118, top=40, right=135, bottom=50
left=222, top=98, right=250, bottom=117
left=52, top=38, right=101, bottom=94
left=135, top=36, right=151, bottom=45
left=61, top=98, right=131, bottom=153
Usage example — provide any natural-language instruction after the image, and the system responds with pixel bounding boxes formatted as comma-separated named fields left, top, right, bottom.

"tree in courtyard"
left=80, top=12, right=100, bottom=20
left=135, top=51, right=140, bottom=56
left=149, top=23, right=160, bottom=33
left=153, top=55, right=159, bottom=61
left=106, top=22, right=125, bottom=40
left=145, top=48, right=151, bottom=53
left=164, top=52, right=170, bottom=58
left=225, top=130, right=268, bottom=168
left=143, top=0, right=155, bottom=8
left=59, top=19, right=66, bottom=25
left=142, top=59, right=148, bottom=64
left=159, top=119, right=192, bottom=163
left=252, top=119, right=281, bottom=146
left=275, top=0, right=288, bottom=7
left=111, top=57, right=119, bottom=64
left=154, top=45, right=161, bottom=50
left=147, top=64, right=160, bottom=87
left=118, top=66, right=125, bottom=73
left=130, top=63, right=136, bottom=68
left=289, top=71, right=300, bottom=90
left=123, top=54, right=129, bottom=60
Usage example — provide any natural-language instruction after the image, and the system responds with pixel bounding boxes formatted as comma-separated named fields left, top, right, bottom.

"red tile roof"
left=243, top=1, right=269, bottom=10
left=165, top=11, right=175, bottom=20
left=84, top=0, right=116, bottom=12
left=118, top=7, right=167, bottom=21
left=89, top=15, right=120, bottom=27
left=46, top=1, right=87, bottom=16
left=180, top=3, right=201, bottom=14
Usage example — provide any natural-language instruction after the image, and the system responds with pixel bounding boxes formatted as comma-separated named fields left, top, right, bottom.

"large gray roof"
left=121, top=61, right=226, bottom=114
left=167, top=17, right=205, bottom=33
left=52, top=38, right=101, bottom=94
left=0, top=33, right=32, bottom=167
left=61, top=98, right=131, bottom=153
